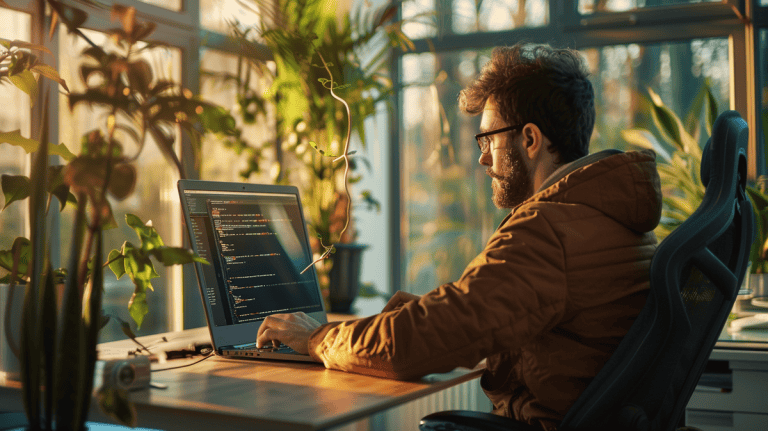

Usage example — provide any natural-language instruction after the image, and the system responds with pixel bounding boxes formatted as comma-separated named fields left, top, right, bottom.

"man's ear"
left=521, top=123, right=545, bottom=160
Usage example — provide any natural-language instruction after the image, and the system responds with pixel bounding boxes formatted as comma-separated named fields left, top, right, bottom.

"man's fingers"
left=257, top=328, right=282, bottom=348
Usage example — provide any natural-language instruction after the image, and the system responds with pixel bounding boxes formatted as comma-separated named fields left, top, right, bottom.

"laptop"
left=177, top=179, right=328, bottom=362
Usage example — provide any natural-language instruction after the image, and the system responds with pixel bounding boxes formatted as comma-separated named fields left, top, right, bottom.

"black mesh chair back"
left=559, top=110, right=754, bottom=431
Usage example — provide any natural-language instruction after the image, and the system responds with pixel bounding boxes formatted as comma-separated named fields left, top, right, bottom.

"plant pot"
left=1, top=283, right=25, bottom=381
left=327, top=243, right=368, bottom=313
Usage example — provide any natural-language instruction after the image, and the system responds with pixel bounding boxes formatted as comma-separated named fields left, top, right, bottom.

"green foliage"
left=624, top=81, right=768, bottom=274
left=622, top=84, right=713, bottom=240
left=746, top=180, right=768, bottom=274
left=107, top=214, right=208, bottom=328
left=0, top=2, right=221, bottom=430
left=0, top=129, right=76, bottom=161
left=212, top=0, right=411, bottom=285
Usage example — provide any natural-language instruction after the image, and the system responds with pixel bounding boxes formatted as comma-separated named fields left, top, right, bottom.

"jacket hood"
left=530, top=149, right=662, bottom=233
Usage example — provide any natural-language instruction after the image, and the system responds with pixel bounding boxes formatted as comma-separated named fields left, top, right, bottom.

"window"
left=57, top=28, right=183, bottom=341
left=578, top=0, right=721, bottom=14
left=200, top=0, right=262, bottom=34
left=198, top=48, right=275, bottom=183
left=0, top=8, right=30, bottom=252
left=585, top=39, right=730, bottom=153
left=401, top=50, right=507, bottom=294
left=394, top=0, right=750, bottom=300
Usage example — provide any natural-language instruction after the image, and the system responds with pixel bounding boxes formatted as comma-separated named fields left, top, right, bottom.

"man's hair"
left=459, top=44, right=595, bottom=164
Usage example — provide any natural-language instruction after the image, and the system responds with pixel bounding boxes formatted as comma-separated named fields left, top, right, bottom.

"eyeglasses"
left=475, top=124, right=525, bottom=154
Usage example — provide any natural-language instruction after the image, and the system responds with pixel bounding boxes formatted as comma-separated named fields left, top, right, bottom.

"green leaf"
left=123, top=242, right=159, bottom=282
left=125, top=213, right=164, bottom=251
left=39, top=264, right=57, bottom=429
left=107, top=164, right=136, bottom=201
left=48, top=0, right=89, bottom=34
left=621, top=128, right=671, bottom=162
left=96, top=386, right=137, bottom=427
left=128, top=290, right=149, bottom=329
left=9, top=70, right=38, bottom=104
left=107, top=248, right=126, bottom=279
left=0, top=129, right=75, bottom=161
left=80, top=230, right=103, bottom=423
left=150, top=247, right=209, bottom=266
left=0, top=237, right=31, bottom=275
left=0, top=129, right=38, bottom=153
left=8, top=39, right=52, bottom=55
left=747, top=186, right=768, bottom=211
left=704, top=82, right=718, bottom=137
left=30, top=63, right=69, bottom=92
left=1, top=174, right=30, bottom=210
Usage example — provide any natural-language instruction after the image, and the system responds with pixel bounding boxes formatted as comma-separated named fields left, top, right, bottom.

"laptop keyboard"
left=232, top=343, right=297, bottom=354
left=256, top=343, right=295, bottom=353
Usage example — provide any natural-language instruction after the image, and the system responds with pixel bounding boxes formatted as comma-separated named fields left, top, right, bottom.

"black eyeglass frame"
left=475, top=124, right=525, bottom=154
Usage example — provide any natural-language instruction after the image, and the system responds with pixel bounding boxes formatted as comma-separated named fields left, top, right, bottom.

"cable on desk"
left=151, top=350, right=215, bottom=372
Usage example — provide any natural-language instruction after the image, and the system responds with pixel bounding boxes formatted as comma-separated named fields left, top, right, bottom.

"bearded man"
left=256, top=43, right=662, bottom=431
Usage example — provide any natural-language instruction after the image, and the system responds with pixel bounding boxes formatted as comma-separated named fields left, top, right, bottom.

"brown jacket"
left=309, top=150, right=662, bottom=430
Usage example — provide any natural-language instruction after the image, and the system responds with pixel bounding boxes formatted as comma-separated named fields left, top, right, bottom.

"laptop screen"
left=180, top=185, right=324, bottom=328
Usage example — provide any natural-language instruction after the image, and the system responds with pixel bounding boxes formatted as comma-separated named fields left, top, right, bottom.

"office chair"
left=420, top=110, right=754, bottom=431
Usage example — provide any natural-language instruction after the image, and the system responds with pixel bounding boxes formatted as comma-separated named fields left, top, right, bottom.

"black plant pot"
left=327, top=243, right=368, bottom=313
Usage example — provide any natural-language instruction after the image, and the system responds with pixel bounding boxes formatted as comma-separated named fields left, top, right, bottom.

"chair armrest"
left=419, top=410, right=542, bottom=431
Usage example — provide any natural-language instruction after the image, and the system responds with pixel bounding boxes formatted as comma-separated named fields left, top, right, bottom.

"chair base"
left=419, top=410, right=542, bottom=431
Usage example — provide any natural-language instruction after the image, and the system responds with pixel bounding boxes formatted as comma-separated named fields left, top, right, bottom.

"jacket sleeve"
left=308, top=207, right=568, bottom=380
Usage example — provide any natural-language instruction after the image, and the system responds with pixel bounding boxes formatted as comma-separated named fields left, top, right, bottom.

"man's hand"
left=256, top=312, right=322, bottom=355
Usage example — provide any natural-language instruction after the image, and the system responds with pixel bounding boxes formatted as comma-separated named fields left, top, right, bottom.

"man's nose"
left=479, top=151, right=492, bottom=167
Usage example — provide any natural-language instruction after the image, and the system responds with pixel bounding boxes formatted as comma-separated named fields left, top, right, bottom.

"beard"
left=487, top=143, right=533, bottom=209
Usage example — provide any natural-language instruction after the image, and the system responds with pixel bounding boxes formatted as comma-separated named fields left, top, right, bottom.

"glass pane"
left=404, top=0, right=548, bottom=38
left=136, top=0, right=182, bottom=11
left=403, top=0, right=437, bottom=39
left=0, top=9, right=31, bottom=258
left=200, top=0, right=262, bottom=34
left=582, top=38, right=729, bottom=154
left=58, top=28, right=182, bottom=342
left=199, top=48, right=276, bottom=182
left=452, top=0, right=548, bottom=34
left=401, top=50, right=507, bottom=295
left=579, top=0, right=722, bottom=15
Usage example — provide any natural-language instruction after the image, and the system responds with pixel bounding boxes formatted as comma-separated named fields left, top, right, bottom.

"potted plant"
left=206, top=0, right=410, bottom=311
left=623, top=82, right=768, bottom=308
left=0, top=1, right=232, bottom=428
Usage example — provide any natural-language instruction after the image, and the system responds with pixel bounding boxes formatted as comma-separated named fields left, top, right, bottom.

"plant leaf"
left=704, top=82, right=718, bottom=137
left=0, top=129, right=75, bottom=161
left=9, top=70, right=38, bottom=104
left=0, top=129, right=38, bottom=153
left=1, top=174, right=30, bottom=210
left=107, top=247, right=126, bottom=279
left=80, top=230, right=103, bottom=424
left=30, top=63, right=69, bottom=92
left=107, top=163, right=136, bottom=201
left=0, top=237, right=31, bottom=275
left=149, top=247, right=209, bottom=266
left=21, top=91, right=51, bottom=430
left=39, top=263, right=57, bottom=429
left=125, top=213, right=164, bottom=251
left=47, top=0, right=88, bottom=34
left=97, top=386, right=137, bottom=427
left=128, top=290, right=149, bottom=329
left=6, top=39, right=52, bottom=55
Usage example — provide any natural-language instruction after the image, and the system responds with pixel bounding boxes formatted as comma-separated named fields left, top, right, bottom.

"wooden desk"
left=1, top=325, right=483, bottom=431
